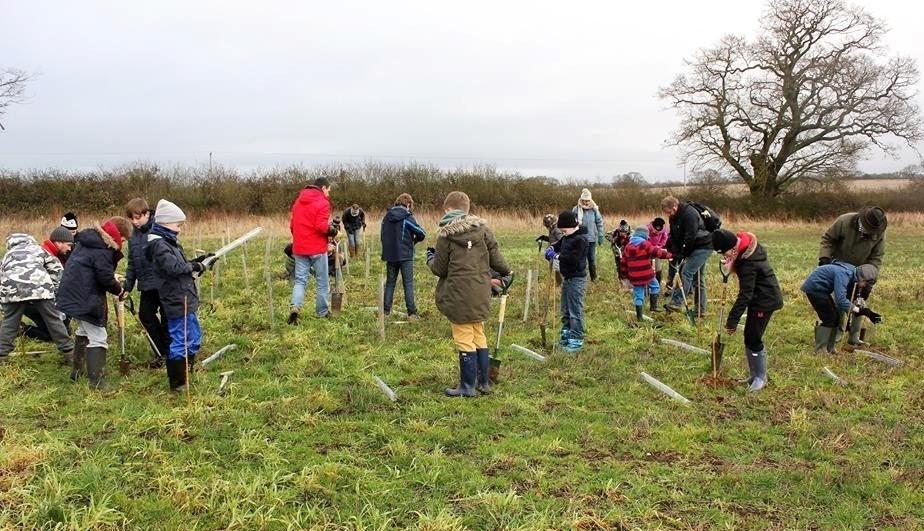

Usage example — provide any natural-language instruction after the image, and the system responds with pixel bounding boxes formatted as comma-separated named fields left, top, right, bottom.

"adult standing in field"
left=289, top=177, right=335, bottom=324
left=818, top=206, right=887, bottom=348
left=341, top=203, right=367, bottom=259
left=662, top=195, right=714, bottom=317
left=572, top=188, right=605, bottom=282
left=381, top=193, right=426, bottom=319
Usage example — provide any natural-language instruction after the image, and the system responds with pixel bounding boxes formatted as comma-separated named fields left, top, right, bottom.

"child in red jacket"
left=621, top=227, right=672, bottom=324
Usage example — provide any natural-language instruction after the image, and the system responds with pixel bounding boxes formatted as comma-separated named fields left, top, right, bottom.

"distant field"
left=1, top=214, right=922, bottom=529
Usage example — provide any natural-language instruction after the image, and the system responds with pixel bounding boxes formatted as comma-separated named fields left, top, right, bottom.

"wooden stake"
left=364, top=230, right=371, bottom=280
left=378, top=275, right=386, bottom=341
left=241, top=240, right=250, bottom=291
left=522, top=270, right=533, bottom=322
left=265, top=235, right=274, bottom=327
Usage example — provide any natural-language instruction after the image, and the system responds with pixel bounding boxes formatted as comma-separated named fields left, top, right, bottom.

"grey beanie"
left=49, top=227, right=74, bottom=243
left=856, top=264, right=879, bottom=283
left=154, top=199, right=187, bottom=224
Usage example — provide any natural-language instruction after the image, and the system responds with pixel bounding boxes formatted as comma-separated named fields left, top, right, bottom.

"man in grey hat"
left=818, top=206, right=887, bottom=347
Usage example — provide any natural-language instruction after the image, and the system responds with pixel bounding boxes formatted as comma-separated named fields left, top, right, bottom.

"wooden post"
left=364, top=230, right=371, bottom=280
left=241, top=240, right=250, bottom=291
left=378, top=275, right=386, bottom=341
left=264, top=235, right=274, bottom=328
left=522, top=269, right=533, bottom=322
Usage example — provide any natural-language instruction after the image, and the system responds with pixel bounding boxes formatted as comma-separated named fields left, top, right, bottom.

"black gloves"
left=191, top=261, right=207, bottom=273
left=192, top=253, right=215, bottom=263
left=535, top=235, right=550, bottom=243
left=818, top=256, right=832, bottom=266
left=858, top=307, right=882, bottom=324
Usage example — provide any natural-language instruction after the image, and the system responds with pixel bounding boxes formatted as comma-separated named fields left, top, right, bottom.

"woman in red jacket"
left=289, top=177, right=335, bottom=324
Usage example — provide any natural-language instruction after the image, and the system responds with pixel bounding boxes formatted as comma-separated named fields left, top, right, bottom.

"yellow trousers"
left=450, top=322, right=487, bottom=352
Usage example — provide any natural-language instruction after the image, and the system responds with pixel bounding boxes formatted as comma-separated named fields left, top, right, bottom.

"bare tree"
left=0, top=68, right=33, bottom=131
left=659, top=0, right=923, bottom=197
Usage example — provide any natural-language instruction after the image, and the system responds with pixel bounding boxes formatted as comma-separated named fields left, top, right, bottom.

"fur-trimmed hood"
left=740, top=232, right=758, bottom=260
left=75, top=224, right=119, bottom=251
left=437, top=214, right=485, bottom=238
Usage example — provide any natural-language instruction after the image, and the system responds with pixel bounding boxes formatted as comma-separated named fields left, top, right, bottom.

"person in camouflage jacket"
left=0, top=233, right=75, bottom=364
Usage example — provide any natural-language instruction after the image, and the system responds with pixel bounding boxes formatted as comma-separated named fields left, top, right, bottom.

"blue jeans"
left=670, top=247, right=710, bottom=312
left=347, top=230, right=360, bottom=248
left=633, top=278, right=661, bottom=306
left=560, top=277, right=587, bottom=340
left=291, top=254, right=330, bottom=316
left=166, top=313, right=202, bottom=361
left=384, top=260, right=417, bottom=315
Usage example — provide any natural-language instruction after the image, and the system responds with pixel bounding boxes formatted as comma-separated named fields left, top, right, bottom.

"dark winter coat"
left=621, top=235, right=671, bottom=287
left=380, top=205, right=426, bottom=263
left=800, top=261, right=858, bottom=313
left=290, top=186, right=332, bottom=256
left=0, top=234, right=62, bottom=303
left=147, top=227, right=199, bottom=319
left=819, top=212, right=885, bottom=269
left=668, top=202, right=712, bottom=259
left=57, top=226, right=124, bottom=327
left=725, top=236, right=784, bottom=329
left=553, top=227, right=589, bottom=279
left=124, top=215, right=160, bottom=292
left=428, top=215, right=510, bottom=324
left=342, top=207, right=366, bottom=233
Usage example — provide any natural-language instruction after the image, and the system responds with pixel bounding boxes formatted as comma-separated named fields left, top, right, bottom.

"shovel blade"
left=489, top=356, right=502, bottom=384
left=119, top=359, right=131, bottom=377
left=710, top=336, right=724, bottom=375
left=331, top=292, right=344, bottom=312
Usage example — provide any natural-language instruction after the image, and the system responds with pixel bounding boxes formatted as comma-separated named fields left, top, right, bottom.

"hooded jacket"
left=0, top=234, right=62, bottom=303
left=57, top=226, right=124, bottom=327
left=725, top=233, right=784, bottom=328
left=572, top=204, right=605, bottom=243
left=146, top=225, right=199, bottom=319
left=342, top=207, right=366, bottom=233
left=800, top=261, right=860, bottom=313
left=380, top=205, right=426, bottom=263
left=621, top=235, right=671, bottom=286
left=819, top=212, right=885, bottom=269
left=290, top=186, right=332, bottom=256
left=428, top=214, right=509, bottom=324
left=668, top=203, right=712, bottom=259
left=647, top=222, right=669, bottom=248
left=553, top=227, right=589, bottom=279
left=124, top=214, right=160, bottom=292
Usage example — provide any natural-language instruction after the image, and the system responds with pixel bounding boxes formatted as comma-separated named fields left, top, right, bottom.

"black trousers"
left=139, top=289, right=170, bottom=360
left=806, top=293, right=842, bottom=329
left=743, top=309, right=774, bottom=352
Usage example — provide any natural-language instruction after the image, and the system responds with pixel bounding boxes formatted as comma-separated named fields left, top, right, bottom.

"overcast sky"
left=1, top=0, right=922, bottom=181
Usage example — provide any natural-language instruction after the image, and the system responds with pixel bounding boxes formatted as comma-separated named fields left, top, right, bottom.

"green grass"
left=2, top=223, right=923, bottom=530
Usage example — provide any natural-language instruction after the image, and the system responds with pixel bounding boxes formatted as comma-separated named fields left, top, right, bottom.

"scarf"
left=151, top=223, right=180, bottom=244
left=439, top=209, right=467, bottom=227
left=575, top=201, right=598, bottom=224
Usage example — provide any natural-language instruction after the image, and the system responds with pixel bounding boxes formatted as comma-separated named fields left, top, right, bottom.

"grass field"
left=1, top=213, right=923, bottom=530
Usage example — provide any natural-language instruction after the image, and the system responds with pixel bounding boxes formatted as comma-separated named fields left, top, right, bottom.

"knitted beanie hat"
left=60, top=212, right=78, bottom=230
left=580, top=188, right=592, bottom=201
left=712, top=229, right=738, bottom=253
left=557, top=210, right=579, bottom=229
left=49, top=227, right=74, bottom=243
left=154, top=199, right=187, bottom=224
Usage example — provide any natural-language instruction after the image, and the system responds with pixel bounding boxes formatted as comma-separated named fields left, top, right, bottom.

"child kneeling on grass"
left=146, top=200, right=216, bottom=392
left=57, top=217, right=133, bottom=391
left=544, top=211, right=588, bottom=353
left=621, top=226, right=672, bottom=325
left=711, top=229, right=784, bottom=391
left=427, top=191, right=510, bottom=397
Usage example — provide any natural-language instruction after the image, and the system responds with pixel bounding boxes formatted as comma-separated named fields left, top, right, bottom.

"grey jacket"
left=572, top=205, right=605, bottom=243
left=0, top=234, right=62, bottom=303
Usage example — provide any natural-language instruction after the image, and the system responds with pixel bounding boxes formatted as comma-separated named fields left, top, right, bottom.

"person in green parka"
left=427, top=191, right=511, bottom=398
left=818, top=206, right=887, bottom=347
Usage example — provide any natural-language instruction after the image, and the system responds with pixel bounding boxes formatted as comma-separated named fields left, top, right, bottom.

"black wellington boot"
left=475, top=348, right=492, bottom=394
left=649, top=293, right=662, bottom=313
left=167, top=359, right=188, bottom=392
left=85, top=346, right=109, bottom=391
left=444, top=352, right=476, bottom=397
left=70, top=335, right=88, bottom=382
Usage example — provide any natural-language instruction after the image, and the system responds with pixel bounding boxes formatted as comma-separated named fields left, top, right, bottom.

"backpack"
left=686, top=201, right=722, bottom=232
